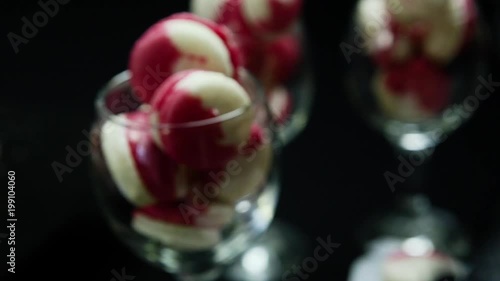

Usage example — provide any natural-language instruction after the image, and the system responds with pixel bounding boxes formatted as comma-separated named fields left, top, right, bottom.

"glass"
left=345, top=0, right=489, bottom=153
left=90, top=70, right=280, bottom=280
left=343, top=0, right=491, bottom=279
left=188, top=0, right=313, bottom=146
left=269, top=23, right=315, bottom=144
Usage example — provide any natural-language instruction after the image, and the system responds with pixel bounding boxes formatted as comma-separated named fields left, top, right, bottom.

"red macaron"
left=129, top=13, right=242, bottom=103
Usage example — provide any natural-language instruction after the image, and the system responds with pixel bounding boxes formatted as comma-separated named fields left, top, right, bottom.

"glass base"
left=358, top=194, right=470, bottom=259
left=224, top=221, right=310, bottom=281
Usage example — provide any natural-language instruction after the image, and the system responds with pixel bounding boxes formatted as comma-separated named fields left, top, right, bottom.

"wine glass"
left=264, top=24, right=315, bottom=144
left=90, top=69, right=282, bottom=281
left=181, top=3, right=315, bottom=279
left=219, top=25, right=315, bottom=281
left=188, top=0, right=315, bottom=145
left=345, top=0, right=489, bottom=156
left=343, top=0, right=490, bottom=276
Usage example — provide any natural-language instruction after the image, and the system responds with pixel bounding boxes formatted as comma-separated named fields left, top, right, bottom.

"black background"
left=1, top=0, right=500, bottom=280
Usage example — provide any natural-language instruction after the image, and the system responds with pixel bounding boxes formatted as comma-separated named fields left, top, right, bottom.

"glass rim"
left=95, top=70, right=259, bottom=130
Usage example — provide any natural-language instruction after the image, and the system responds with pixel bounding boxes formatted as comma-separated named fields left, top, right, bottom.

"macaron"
left=150, top=70, right=253, bottom=170
left=132, top=202, right=234, bottom=250
left=260, top=34, right=302, bottom=88
left=194, top=124, right=273, bottom=204
left=358, top=0, right=477, bottom=66
left=240, top=0, right=303, bottom=34
left=421, top=0, right=477, bottom=64
left=100, top=110, right=189, bottom=206
left=129, top=13, right=242, bottom=103
left=191, top=0, right=302, bottom=35
left=373, top=57, right=451, bottom=121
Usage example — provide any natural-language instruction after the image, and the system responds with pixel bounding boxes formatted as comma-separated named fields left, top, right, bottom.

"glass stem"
left=392, top=145, right=434, bottom=194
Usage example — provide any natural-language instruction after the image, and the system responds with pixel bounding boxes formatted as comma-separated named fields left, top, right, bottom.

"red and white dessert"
left=392, top=0, right=476, bottom=64
left=100, top=111, right=189, bottom=206
left=190, top=0, right=231, bottom=21
left=132, top=202, right=234, bottom=250
left=191, top=0, right=251, bottom=35
left=196, top=124, right=273, bottom=204
left=151, top=70, right=253, bottom=170
left=129, top=13, right=242, bottom=103
left=268, top=86, right=292, bottom=124
left=135, top=202, right=235, bottom=228
left=355, top=0, right=410, bottom=64
left=356, top=0, right=476, bottom=66
left=240, top=0, right=303, bottom=34
left=191, top=0, right=302, bottom=36
left=373, top=57, right=452, bottom=121
left=190, top=0, right=303, bottom=77
left=260, top=34, right=302, bottom=88
left=383, top=251, right=465, bottom=281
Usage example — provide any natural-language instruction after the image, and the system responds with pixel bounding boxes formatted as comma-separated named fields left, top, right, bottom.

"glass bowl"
left=90, top=70, right=281, bottom=279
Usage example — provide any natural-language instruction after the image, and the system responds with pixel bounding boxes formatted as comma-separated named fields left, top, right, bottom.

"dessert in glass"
left=344, top=0, right=490, bottom=279
left=90, top=13, right=280, bottom=280
left=191, top=0, right=314, bottom=144
left=346, top=0, right=488, bottom=154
